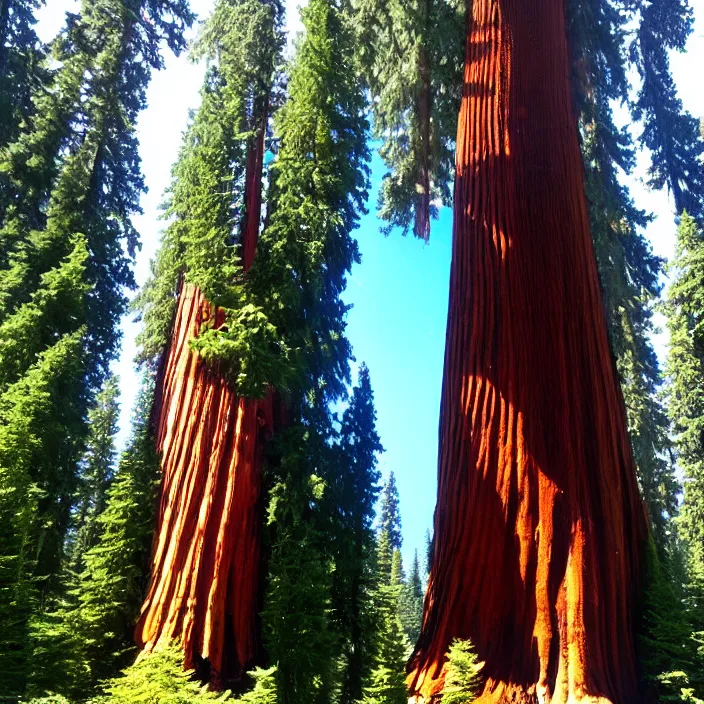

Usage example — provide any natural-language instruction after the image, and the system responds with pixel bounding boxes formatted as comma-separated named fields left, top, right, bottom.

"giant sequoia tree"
left=405, top=0, right=649, bottom=699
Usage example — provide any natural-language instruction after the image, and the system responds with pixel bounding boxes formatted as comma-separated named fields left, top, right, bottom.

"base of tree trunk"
left=136, top=283, right=273, bottom=684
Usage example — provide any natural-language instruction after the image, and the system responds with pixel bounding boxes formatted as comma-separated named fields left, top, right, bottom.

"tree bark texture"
left=136, top=126, right=272, bottom=685
left=407, top=0, right=648, bottom=702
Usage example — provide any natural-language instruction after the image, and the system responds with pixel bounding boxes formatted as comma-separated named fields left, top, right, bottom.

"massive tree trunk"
left=407, top=0, right=648, bottom=701
left=135, top=119, right=273, bottom=686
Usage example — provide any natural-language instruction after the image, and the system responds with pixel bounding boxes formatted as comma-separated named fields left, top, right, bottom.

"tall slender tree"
left=352, top=0, right=464, bottom=239
left=331, top=363, right=384, bottom=704
left=0, top=0, right=191, bottom=693
left=66, top=373, right=120, bottom=573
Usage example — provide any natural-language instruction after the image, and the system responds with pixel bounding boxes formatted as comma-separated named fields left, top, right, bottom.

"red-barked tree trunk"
left=135, top=119, right=274, bottom=685
left=407, top=0, right=648, bottom=702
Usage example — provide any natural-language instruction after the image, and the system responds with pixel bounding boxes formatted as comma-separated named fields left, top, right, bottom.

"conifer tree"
left=0, top=0, right=43, bottom=152
left=667, top=212, right=704, bottom=645
left=441, top=639, right=481, bottom=704
left=399, top=550, right=423, bottom=645
left=352, top=0, right=465, bottom=238
left=0, top=1, right=191, bottom=693
left=26, top=379, right=160, bottom=699
left=66, top=373, right=120, bottom=572
left=363, top=536, right=409, bottom=704
left=260, top=0, right=370, bottom=698
left=379, top=471, right=402, bottom=552
left=331, top=363, right=383, bottom=704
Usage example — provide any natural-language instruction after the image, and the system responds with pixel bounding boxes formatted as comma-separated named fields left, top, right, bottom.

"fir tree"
left=0, top=0, right=192, bottom=692
left=399, top=550, right=423, bottom=645
left=27, top=379, right=161, bottom=699
left=631, top=0, right=704, bottom=223
left=364, top=546, right=409, bottom=704
left=99, top=644, right=235, bottom=703
left=0, top=0, right=43, bottom=152
left=352, top=0, right=465, bottom=238
left=331, top=363, right=384, bottom=704
left=441, top=639, right=481, bottom=704
left=260, top=0, right=371, bottom=700
left=66, top=373, right=120, bottom=573
left=666, top=212, right=704, bottom=669
left=379, top=472, right=402, bottom=552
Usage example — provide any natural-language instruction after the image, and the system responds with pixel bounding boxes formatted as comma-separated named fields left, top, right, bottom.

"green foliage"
left=99, top=645, right=235, bottom=703
left=26, top=380, right=161, bottom=700
left=640, top=537, right=704, bottom=702
left=0, top=0, right=192, bottom=693
left=330, top=364, right=384, bottom=704
left=399, top=550, right=423, bottom=646
left=363, top=571, right=408, bottom=704
left=352, top=0, right=464, bottom=238
left=441, top=639, right=481, bottom=704
left=135, top=0, right=285, bottom=395
left=630, top=0, right=704, bottom=223
left=264, top=425, right=337, bottom=704
left=66, top=374, right=121, bottom=573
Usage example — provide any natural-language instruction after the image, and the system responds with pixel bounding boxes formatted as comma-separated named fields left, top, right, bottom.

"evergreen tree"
left=0, top=0, right=192, bottom=693
left=352, top=0, right=465, bottom=238
left=441, top=639, right=481, bottom=704
left=66, top=373, right=120, bottom=573
left=260, top=0, right=370, bottom=701
left=99, top=644, right=236, bottom=703
left=27, top=379, right=161, bottom=699
left=364, top=547, right=408, bottom=704
left=666, top=212, right=704, bottom=670
left=0, top=0, right=43, bottom=153
left=331, top=363, right=384, bottom=704
left=631, top=0, right=704, bottom=223
left=379, top=472, right=402, bottom=552
left=399, top=549, right=423, bottom=645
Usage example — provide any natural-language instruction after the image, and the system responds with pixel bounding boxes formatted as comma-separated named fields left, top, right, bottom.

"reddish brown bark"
left=135, top=283, right=273, bottom=682
left=136, top=123, right=273, bottom=684
left=407, top=0, right=648, bottom=702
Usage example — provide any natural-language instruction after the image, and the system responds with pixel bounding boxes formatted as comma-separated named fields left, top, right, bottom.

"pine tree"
left=26, top=379, right=161, bottom=700
left=399, top=550, right=423, bottom=645
left=0, top=0, right=191, bottom=693
left=666, top=211, right=704, bottom=685
left=66, top=373, right=120, bottom=573
left=364, top=540, right=409, bottom=704
left=631, top=0, right=704, bottom=223
left=99, top=644, right=236, bottom=703
left=379, top=472, right=402, bottom=552
left=331, top=363, right=384, bottom=704
left=441, top=639, right=481, bottom=704
left=260, top=0, right=371, bottom=697
left=0, top=0, right=43, bottom=152
left=352, top=0, right=465, bottom=238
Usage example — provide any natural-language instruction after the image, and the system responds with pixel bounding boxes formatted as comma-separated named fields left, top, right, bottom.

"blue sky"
left=36, top=0, right=704, bottom=567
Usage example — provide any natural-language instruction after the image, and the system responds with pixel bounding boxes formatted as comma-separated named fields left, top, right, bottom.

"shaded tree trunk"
left=136, top=126, right=274, bottom=686
left=407, top=0, right=648, bottom=701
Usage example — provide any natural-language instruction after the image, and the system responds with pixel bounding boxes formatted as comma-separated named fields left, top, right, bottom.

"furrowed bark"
left=407, top=0, right=648, bottom=701
left=136, top=123, right=273, bottom=685
left=135, top=284, right=273, bottom=683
